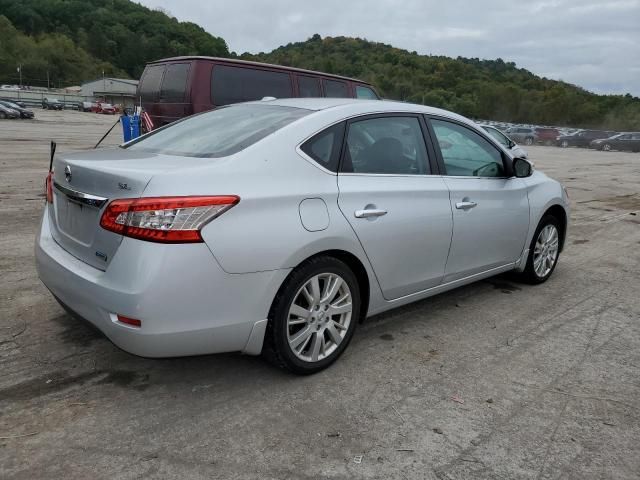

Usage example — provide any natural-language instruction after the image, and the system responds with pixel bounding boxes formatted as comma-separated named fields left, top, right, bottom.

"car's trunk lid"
left=49, top=148, right=205, bottom=270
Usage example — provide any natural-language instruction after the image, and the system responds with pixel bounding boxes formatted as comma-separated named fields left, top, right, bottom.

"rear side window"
left=300, top=122, right=345, bottom=172
left=139, top=65, right=165, bottom=101
left=324, top=79, right=349, bottom=98
left=160, top=63, right=190, bottom=102
left=212, top=65, right=292, bottom=106
left=298, top=76, right=321, bottom=97
left=342, top=116, right=429, bottom=175
left=125, top=104, right=309, bottom=158
left=355, top=86, right=378, bottom=99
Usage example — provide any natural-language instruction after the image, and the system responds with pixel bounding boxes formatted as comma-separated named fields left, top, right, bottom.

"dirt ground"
left=1, top=110, right=639, bottom=479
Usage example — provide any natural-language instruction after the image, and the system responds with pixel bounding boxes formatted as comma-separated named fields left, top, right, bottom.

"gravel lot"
left=1, top=110, right=639, bottom=479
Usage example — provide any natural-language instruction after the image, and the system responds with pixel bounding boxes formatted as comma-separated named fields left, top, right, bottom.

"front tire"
left=263, top=256, right=360, bottom=374
left=561, top=140, right=569, bottom=148
left=525, top=137, right=534, bottom=146
left=520, top=215, right=561, bottom=284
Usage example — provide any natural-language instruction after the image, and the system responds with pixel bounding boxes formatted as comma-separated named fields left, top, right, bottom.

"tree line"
left=0, top=0, right=638, bottom=130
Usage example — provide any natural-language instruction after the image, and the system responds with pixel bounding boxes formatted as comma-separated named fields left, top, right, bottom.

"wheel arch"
left=542, top=204, right=568, bottom=252
left=270, top=249, right=371, bottom=323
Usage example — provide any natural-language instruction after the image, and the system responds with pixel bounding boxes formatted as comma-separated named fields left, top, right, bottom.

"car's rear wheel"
left=561, top=140, right=569, bottom=148
left=0, top=112, right=6, bottom=119
left=602, top=143, right=612, bottom=151
left=263, top=256, right=360, bottom=374
left=520, top=215, right=561, bottom=284
left=525, top=137, right=534, bottom=145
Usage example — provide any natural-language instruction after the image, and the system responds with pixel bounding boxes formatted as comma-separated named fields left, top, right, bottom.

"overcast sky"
left=138, top=0, right=640, bottom=96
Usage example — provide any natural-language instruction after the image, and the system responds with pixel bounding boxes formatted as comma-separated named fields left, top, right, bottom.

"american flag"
left=141, top=111, right=154, bottom=133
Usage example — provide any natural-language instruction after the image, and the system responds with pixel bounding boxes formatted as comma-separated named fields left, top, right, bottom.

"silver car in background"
left=36, top=98, right=569, bottom=374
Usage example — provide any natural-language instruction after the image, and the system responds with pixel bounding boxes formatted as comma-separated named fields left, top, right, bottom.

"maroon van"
left=137, top=56, right=380, bottom=128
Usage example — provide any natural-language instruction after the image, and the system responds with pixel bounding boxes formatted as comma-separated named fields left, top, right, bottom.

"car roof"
left=243, top=97, right=472, bottom=125
left=149, top=56, right=372, bottom=84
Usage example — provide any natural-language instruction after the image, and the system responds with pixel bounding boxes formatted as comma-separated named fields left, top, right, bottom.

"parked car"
left=79, top=101, right=96, bottom=112
left=479, top=124, right=528, bottom=158
left=99, top=103, right=117, bottom=114
left=0, top=84, right=20, bottom=91
left=0, top=97, right=26, bottom=108
left=506, top=127, right=536, bottom=145
left=0, top=100, right=34, bottom=119
left=534, top=127, right=561, bottom=146
left=590, top=133, right=640, bottom=152
left=557, top=130, right=616, bottom=148
left=42, top=98, right=64, bottom=110
left=0, top=103, right=20, bottom=119
left=36, top=98, right=569, bottom=374
left=137, top=56, right=380, bottom=129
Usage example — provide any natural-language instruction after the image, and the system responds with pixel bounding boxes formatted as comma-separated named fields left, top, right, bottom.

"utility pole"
left=17, top=64, right=22, bottom=88
left=47, top=70, right=50, bottom=90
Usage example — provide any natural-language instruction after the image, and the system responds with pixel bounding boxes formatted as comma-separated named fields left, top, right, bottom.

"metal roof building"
left=80, top=77, right=139, bottom=106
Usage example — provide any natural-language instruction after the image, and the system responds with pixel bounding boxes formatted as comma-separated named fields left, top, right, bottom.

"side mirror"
left=513, top=157, right=534, bottom=178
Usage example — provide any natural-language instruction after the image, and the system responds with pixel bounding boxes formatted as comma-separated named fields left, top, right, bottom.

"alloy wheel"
left=287, top=273, right=352, bottom=363
left=603, top=143, right=611, bottom=151
left=533, top=224, right=559, bottom=278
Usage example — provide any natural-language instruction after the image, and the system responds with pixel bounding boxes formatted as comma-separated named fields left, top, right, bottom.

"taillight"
left=45, top=171, right=54, bottom=203
left=100, top=196, right=239, bottom=243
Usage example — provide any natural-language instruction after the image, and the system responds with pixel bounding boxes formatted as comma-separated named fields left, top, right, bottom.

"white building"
left=80, top=77, right=139, bottom=107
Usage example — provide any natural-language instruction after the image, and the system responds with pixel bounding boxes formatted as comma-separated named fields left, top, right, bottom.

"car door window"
left=431, top=119, right=505, bottom=177
left=342, top=116, right=429, bottom=175
left=355, top=86, right=378, bottom=99
left=485, top=127, right=510, bottom=147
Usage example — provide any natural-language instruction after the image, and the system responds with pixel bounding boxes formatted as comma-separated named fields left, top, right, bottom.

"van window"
left=126, top=104, right=309, bottom=158
left=139, top=65, right=165, bottom=101
left=212, top=65, right=293, bottom=105
left=160, top=63, right=190, bottom=102
left=298, top=76, right=321, bottom=97
left=356, top=86, right=378, bottom=99
left=324, top=79, right=349, bottom=98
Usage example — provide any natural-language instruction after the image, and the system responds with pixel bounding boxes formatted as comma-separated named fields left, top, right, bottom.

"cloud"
left=138, top=0, right=640, bottom=96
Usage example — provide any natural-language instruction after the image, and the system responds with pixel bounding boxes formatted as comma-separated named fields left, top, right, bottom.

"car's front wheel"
left=263, top=256, right=360, bottom=374
left=561, top=140, right=569, bottom=148
left=525, top=137, right=534, bottom=146
left=520, top=215, right=561, bottom=284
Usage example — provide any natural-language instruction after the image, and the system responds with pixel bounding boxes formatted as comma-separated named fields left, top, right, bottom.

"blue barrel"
left=121, top=114, right=140, bottom=142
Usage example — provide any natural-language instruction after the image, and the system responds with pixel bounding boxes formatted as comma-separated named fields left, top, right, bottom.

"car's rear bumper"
left=35, top=209, right=290, bottom=357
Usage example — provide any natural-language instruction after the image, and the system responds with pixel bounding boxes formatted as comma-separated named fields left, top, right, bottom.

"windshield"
left=126, top=104, right=310, bottom=158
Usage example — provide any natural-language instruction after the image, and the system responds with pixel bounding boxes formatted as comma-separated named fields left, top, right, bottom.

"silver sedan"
left=36, top=98, right=570, bottom=374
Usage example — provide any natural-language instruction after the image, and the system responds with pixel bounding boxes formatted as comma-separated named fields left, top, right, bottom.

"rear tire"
left=561, top=140, right=569, bottom=148
left=519, top=215, right=561, bottom=284
left=0, top=112, right=6, bottom=119
left=525, top=137, right=534, bottom=146
left=602, top=143, right=612, bottom=151
left=263, top=256, right=360, bottom=375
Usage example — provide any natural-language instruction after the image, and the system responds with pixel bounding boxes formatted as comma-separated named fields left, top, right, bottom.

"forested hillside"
left=0, top=0, right=228, bottom=86
left=247, top=35, right=640, bottom=130
left=0, top=0, right=638, bottom=129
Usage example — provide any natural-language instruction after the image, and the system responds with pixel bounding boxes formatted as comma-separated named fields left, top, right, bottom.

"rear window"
left=324, top=79, right=349, bottom=98
left=125, top=104, right=309, bottom=158
left=160, top=63, right=190, bottom=102
left=139, top=65, right=165, bottom=101
left=212, top=65, right=292, bottom=106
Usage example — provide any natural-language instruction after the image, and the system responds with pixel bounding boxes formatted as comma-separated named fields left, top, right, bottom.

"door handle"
left=355, top=208, right=388, bottom=218
left=455, top=201, right=477, bottom=210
